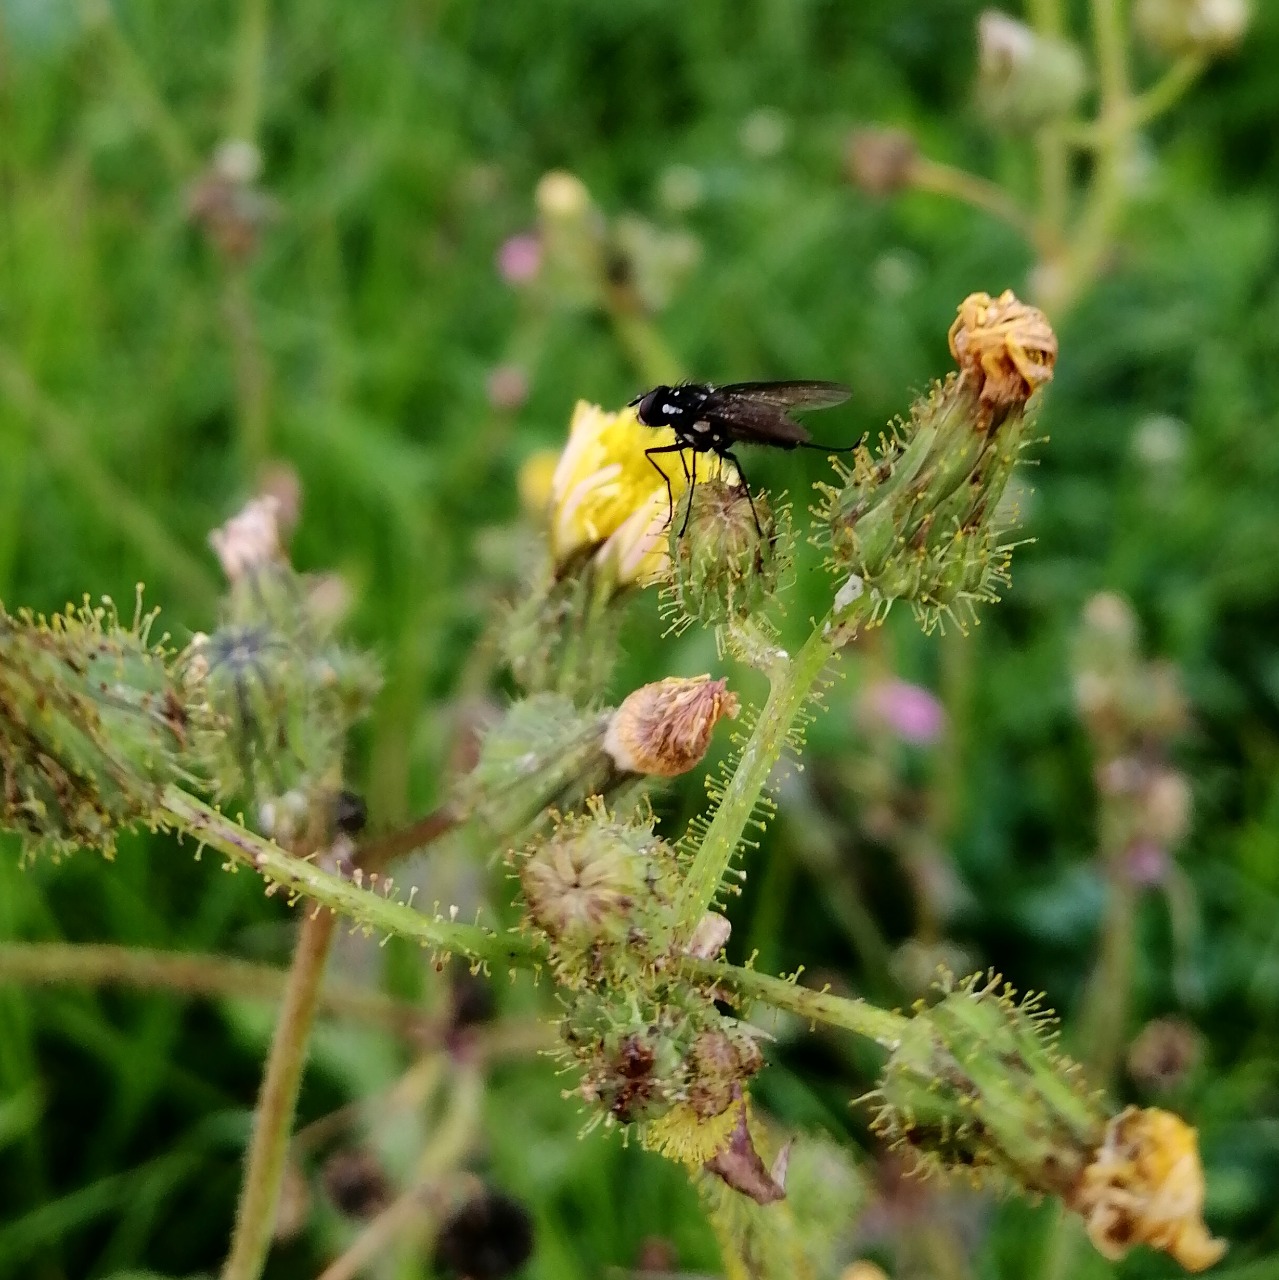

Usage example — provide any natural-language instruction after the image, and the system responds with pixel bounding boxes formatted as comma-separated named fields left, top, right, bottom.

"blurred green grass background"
left=4, top=1, right=1279, bottom=1277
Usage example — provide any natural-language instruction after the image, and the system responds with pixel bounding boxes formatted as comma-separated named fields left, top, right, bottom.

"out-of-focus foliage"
left=2, top=1, right=1279, bottom=1277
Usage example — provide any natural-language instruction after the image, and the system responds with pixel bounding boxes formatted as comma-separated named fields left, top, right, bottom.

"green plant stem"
left=221, top=910, right=333, bottom=1280
left=1128, top=52, right=1208, bottom=127
left=675, top=616, right=843, bottom=932
left=684, top=957, right=905, bottom=1048
left=0, top=941, right=428, bottom=1035
left=910, top=158, right=1045, bottom=252
left=160, top=786, right=536, bottom=968
left=228, top=0, right=270, bottom=141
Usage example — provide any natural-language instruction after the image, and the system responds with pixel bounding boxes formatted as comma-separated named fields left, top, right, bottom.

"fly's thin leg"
left=679, top=448, right=698, bottom=536
left=720, top=449, right=763, bottom=537
left=646, top=444, right=687, bottom=528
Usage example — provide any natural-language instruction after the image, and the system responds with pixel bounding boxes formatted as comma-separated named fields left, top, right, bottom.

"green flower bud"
left=517, top=800, right=681, bottom=985
left=666, top=480, right=793, bottom=630
left=976, top=11, right=1088, bottom=132
left=0, top=597, right=217, bottom=857
left=1134, top=0, right=1250, bottom=57
left=818, top=291, right=1055, bottom=632
left=870, top=973, right=1106, bottom=1194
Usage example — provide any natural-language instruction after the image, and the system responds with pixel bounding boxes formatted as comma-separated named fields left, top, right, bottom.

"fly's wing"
left=710, top=380, right=851, bottom=446
left=716, top=380, right=852, bottom=411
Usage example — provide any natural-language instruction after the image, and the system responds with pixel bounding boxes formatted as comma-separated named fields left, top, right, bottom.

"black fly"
left=630, top=380, right=853, bottom=537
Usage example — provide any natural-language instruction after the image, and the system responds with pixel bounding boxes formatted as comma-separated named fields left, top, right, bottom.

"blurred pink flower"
left=496, top=233, right=542, bottom=285
left=1123, top=840, right=1170, bottom=887
left=486, top=364, right=529, bottom=411
left=864, top=678, right=946, bottom=745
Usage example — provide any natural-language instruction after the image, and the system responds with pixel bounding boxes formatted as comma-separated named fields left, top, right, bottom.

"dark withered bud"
left=433, top=1186, right=535, bottom=1280
left=845, top=127, right=919, bottom=196
left=321, top=1147, right=391, bottom=1220
left=1127, top=1017, right=1203, bottom=1094
left=333, top=789, right=368, bottom=837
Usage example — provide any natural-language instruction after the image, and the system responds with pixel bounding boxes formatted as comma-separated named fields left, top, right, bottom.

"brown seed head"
left=948, top=290, right=1057, bottom=422
left=604, top=675, right=740, bottom=778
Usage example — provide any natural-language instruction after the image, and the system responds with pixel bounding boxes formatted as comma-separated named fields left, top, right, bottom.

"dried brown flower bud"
left=1073, top=1106, right=1226, bottom=1271
left=604, top=675, right=740, bottom=778
left=948, top=289, right=1057, bottom=421
left=321, top=1147, right=391, bottom=1220
left=845, top=127, right=919, bottom=196
left=1128, top=1017, right=1204, bottom=1093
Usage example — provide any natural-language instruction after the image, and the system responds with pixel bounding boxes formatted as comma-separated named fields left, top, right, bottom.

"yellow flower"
left=547, top=400, right=736, bottom=585
left=1074, top=1106, right=1227, bottom=1272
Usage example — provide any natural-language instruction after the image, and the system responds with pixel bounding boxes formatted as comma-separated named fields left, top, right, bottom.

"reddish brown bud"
left=845, top=127, right=919, bottom=196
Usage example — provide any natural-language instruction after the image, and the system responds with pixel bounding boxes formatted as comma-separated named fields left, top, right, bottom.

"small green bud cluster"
left=817, top=291, right=1056, bottom=632
left=0, top=597, right=218, bottom=857
left=665, top=480, right=793, bottom=633
left=870, top=973, right=1106, bottom=1195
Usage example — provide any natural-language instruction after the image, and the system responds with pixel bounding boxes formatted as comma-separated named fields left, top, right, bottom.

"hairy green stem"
left=675, top=617, right=842, bottom=932
left=685, top=957, right=906, bottom=1048
left=160, top=787, right=536, bottom=968
left=221, top=910, right=333, bottom=1280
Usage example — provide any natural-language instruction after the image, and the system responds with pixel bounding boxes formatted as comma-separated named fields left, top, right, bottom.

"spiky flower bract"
left=665, top=479, right=793, bottom=632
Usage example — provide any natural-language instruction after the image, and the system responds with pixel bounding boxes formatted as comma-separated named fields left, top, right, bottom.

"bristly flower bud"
left=517, top=799, right=682, bottom=986
left=817, top=290, right=1055, bottom=632
left=1135, top=0, right=1251, bottom=57
left=870, top=973, right=1106, bottom=1196
left=665, top=480, right=793, bottom=631
left=976, top=11, right=1088, bottom=132
left=868, top=974, right=1225, bottom=1270
left=604, top=676, right=740, bottom=778
left=0, top=596, right=218, bottom=857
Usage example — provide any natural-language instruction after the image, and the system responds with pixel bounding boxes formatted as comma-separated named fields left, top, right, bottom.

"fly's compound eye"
left=634, top=388, right=666, bottom=425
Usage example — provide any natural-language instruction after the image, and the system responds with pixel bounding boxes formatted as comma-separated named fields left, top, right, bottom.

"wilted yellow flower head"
left=1074, top=1106, right=1226, bottom=1272
left=547, top=401, right=734, bottom=585
left=948, top=289, right=1057, bottom=421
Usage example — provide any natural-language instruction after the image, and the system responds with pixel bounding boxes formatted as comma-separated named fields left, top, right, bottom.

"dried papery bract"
left=605, top=676, right=740, bottom=778
left=817, top=289, right=1055, bottom=633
